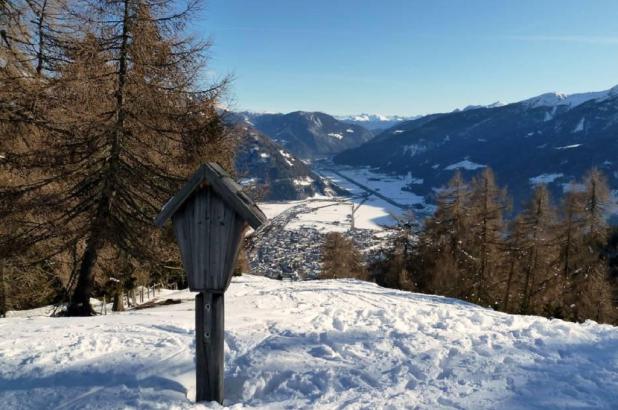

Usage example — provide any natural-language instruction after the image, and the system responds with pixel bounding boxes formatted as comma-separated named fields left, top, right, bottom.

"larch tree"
left=1, top=0, right=75, bottom=313
left=2, top=0, right=233, bottom=315
left=374, top=210, right=416, bottom=291
left=320, top=232, right=366, bottom=280
left=419, top=171, right=473, bottom=298
left=466, top=168, right=509, bottom=307
left=569, top=169, right=614, bottom=322
left=517, top=184, right=559, bottom=315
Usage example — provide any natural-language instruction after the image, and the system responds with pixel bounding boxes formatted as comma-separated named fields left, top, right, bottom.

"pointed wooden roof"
left=154, top=163, right=267, bottom=229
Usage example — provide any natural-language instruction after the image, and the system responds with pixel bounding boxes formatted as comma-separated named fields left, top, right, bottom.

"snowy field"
left=259, top=197, right=396, bottom=232
left=257, top=164, right=432, bottom=232
left=2, top=275, right=618, bottom=409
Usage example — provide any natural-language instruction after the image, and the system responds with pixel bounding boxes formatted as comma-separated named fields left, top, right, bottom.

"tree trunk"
left=503, top=254, right=516, bottom=312
left=66, top=0, right=129, bottom=316
left=66, top=242, right=98, bottom=316
left=112, top=281, right=125, bottom=312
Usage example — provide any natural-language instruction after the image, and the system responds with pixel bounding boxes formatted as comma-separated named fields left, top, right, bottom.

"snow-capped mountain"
left=334, top=85, right=618, bottom=211
left=522, top=85, right=618, bottom=109
left=241, top=111, right=374, bottom=159
left=336, top=113, right=422, bottom=131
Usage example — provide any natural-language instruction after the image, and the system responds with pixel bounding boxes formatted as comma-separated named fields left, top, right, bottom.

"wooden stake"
left=195, top=292, right=224, bottom=403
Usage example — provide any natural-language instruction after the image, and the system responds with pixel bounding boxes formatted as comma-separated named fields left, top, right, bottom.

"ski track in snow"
left=2, top=276, right=618, bottom=409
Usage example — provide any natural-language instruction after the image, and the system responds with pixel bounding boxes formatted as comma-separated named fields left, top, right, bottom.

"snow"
left=460, top=101, right=505, bottom=111
left=529, top=173, right=564, bottom=185
left=572, top=117, right=585, bottom=133
left=293, top=177, right=314, bottom=187
left=2, top=275, right=618, bottom=409
left=239, top=177, right=258, bottom=186
left=317, top=165, right=429, bottom=217
left=555, top=144, right=582, bottom=150
left=345, top=129, right=354, bottom=133
left=257, top=201, right=304, bottom=220
left=543, top=108, right=555, bottom=122
left=393, top=129, right=405, bottom=134
left=255, top=165, right=430, bottom=233
left=278, top=150, right=294, bottom=167
left=327, top=133, right=344, bottom=140
left=403, top=144, right=426, bottom=157
left=278, top=150, right=294, bottom=161
left=337, top=113, right=415, bottom=122
left=259, top=152, right=270, bottom=159
left=522, top=84, right=618, bottom=109
left=445, top=160, right=487, bottom=171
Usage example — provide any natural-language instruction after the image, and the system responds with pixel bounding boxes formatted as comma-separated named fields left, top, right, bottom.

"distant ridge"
left=334, top=84, right=618, bottom=212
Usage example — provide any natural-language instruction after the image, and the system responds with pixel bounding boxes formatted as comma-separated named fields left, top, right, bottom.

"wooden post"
left=195, top=292, right=224, bottom=403
left=0, top=264, right=5, bottom=318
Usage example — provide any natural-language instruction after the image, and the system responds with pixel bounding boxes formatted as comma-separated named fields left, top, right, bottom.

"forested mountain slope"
left=335, top=86, right=618, bottom=210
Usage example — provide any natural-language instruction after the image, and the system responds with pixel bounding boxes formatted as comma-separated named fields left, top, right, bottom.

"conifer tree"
left=2, top=0, right=233, bottom=315
left=517, top=185, right=559, bottom=314
left=501, top=215, right=525, bottom=313
left=466, top=168, right=509, bottom=306
left=320, top=232, right=366, bottom=280
left=375, top=211, right=416, bottom=290
left=419, top=171, right=473, bottom=298
left=568, top=169, right=614, bottom=322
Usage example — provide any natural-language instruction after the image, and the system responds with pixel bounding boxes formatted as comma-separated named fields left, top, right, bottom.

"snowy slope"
left=2, top=276, right=618, bottom=409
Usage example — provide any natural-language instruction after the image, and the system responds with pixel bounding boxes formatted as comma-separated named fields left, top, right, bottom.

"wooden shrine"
left=155, top=163, right=266, bottom=404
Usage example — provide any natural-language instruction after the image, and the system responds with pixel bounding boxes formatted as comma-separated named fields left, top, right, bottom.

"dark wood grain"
left=195, top=292, right=225, bottom=404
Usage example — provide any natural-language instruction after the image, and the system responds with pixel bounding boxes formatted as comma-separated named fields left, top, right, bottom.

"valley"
left=248, top=162, right=430, bottom=280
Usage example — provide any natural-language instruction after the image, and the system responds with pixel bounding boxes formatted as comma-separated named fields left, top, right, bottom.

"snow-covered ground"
left=259, top=196, right=399, bottom=232
left=2, top=275, right=618, bottom=409
left=256, top=164, right=432, bottom=233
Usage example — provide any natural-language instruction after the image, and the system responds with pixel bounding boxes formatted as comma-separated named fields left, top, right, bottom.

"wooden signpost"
left=155, top=163, right=266, bottom=404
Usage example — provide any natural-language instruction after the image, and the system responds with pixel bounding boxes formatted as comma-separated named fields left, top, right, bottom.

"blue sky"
left=195, top=0, right=618, bottom=116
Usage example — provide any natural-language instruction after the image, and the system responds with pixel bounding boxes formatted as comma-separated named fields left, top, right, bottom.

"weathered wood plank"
left=155, top=163, right=267, bottom=229
left=195, top=292, right=224, bottom=404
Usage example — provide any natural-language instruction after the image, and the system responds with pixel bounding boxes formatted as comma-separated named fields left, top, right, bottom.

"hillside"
left=233, top=121, right=339, bottom=201
left=221, top=111, right=339, bottom=201
left=335, top=85, right=618, bottom=210
left=2, top=276, right=618, bottom=409
left=242, top=111, right=374, bottom=159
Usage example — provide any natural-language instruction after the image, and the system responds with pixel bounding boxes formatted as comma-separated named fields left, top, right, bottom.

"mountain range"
left=334, top=85, right=618, bottom=211
left=335, top=114, right=422, bottom=131
left=240, top=111, right=374, bottom=159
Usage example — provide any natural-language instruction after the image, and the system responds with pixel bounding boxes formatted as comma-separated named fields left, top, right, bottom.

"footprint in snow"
left=308, top=345, right=339, bottom=360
